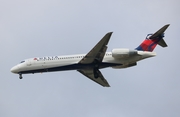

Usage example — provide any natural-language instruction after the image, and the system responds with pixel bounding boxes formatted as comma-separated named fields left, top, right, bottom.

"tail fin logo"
left=136, top=37, right=160, bottom=52
left=136, top=24, right=169, bottom=52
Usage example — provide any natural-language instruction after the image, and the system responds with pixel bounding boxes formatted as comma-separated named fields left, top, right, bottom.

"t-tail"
left=136, top=24, right=170, bottom=52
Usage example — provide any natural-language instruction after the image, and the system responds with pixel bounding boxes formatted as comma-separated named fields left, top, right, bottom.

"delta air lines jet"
left=11, top=24, right=170, bottom=87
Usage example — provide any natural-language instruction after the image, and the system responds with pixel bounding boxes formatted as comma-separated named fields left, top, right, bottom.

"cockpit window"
left=20, top=61, right=25, bottom=63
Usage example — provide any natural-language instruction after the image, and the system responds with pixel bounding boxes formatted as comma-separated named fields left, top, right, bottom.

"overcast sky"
left=0, top=0, right=180, bottom=117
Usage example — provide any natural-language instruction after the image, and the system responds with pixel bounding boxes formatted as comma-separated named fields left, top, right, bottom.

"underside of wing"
left=79, top=32, right=113, bottom=64
left=78, top=69, right=110, bottom=87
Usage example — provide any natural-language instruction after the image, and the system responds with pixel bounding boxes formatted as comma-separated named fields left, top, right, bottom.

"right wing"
left=78, top=69, right=110, bottom=87
left=78, top=32, right=112, bottom=64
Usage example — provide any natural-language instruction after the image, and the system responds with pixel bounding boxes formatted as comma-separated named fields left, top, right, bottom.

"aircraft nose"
left=10, top=65, right=19, bottom=74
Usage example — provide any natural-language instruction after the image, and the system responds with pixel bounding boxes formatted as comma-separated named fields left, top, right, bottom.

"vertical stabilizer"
left=136, top=24, right=169, bottom=52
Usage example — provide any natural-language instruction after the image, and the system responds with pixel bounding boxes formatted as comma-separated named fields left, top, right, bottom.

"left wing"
left=78, top=69, right=110, bottom=87
left=78, top=32, right=113, bottom=87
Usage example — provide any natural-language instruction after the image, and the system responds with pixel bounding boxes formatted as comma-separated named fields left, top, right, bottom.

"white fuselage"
left=11, top=50, right=156, bottom=74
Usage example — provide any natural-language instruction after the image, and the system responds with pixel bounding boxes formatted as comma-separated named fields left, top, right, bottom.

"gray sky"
left=0, top=0, right=180, bottom=117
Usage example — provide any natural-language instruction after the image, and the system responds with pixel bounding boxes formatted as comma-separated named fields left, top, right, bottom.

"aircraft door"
left=42, top=61, right=46, bottom=68
left=26, top=59, right=31, bottom=66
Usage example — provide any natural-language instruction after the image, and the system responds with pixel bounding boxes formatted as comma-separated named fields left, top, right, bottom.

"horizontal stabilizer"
left=151, top=24, right=169, bottom=48
left=158, top=38, right=167, bottom=47
left=136, top=24, right=170, bottom=52
left=150, top=24, right=170, bottom=39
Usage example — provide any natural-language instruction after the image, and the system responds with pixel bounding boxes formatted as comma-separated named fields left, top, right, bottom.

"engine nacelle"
left=112, top=48, right=137, bottom=58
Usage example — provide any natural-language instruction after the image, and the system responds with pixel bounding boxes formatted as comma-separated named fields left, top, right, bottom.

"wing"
left=79, top=32, right=113, bottom=64
left=78, top=32, right=113, bottom=87
left=78, top=69, right=110, bottom=87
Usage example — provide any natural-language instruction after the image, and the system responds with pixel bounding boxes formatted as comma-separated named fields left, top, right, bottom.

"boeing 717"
left=11, top=24, right=170, bottom=87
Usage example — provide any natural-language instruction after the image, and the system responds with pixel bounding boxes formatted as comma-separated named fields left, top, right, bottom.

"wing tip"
left=104, top=85, right=111, bottom=87
left=165, top=24, right=170, bottom=26
left=107, top=32, right=113, bottom=35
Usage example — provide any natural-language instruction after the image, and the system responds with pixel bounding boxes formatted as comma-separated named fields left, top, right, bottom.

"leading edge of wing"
left=78, top=69, right=110, bottom=87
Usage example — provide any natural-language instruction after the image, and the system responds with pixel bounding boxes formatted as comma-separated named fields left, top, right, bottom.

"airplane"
left=11, top=24, right=170, bottom=87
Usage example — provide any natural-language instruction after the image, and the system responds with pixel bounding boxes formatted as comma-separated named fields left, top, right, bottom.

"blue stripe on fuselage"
left=19, top=62, right=122, bottom=74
